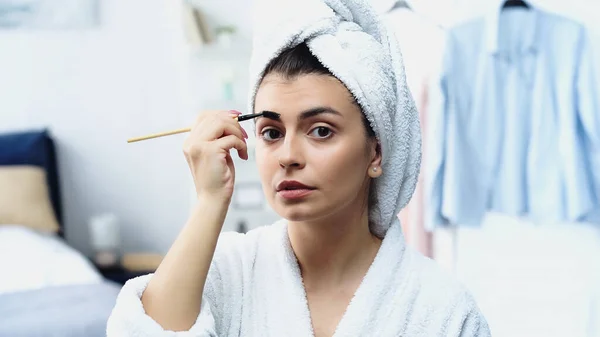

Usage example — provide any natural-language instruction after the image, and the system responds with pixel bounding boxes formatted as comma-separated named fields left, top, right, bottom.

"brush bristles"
left=261, top=111, right=281, bottom=120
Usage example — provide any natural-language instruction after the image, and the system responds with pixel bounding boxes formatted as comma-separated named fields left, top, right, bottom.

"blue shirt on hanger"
left=425, top=5, right=600, bottom=229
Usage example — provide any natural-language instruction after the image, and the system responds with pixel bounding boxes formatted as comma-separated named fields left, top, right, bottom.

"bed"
left=0, top=129, right=122, bottom=337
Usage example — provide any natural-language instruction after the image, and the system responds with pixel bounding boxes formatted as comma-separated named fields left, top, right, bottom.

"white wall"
left=0, top=0, right=193, bottom=256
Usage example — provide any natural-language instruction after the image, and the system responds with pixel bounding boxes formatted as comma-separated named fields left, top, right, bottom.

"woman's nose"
left=278, top=134, right=305, bottom=169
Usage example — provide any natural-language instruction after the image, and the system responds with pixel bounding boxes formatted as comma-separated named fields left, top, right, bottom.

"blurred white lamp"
left=89, top=213, right=121, bottom=267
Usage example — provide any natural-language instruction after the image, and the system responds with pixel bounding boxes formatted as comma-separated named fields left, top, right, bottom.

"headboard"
left=0, top=129, right=64, bottom=236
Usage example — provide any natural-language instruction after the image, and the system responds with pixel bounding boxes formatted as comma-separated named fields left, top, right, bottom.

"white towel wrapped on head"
left=248, top=0, right=422, bottom=237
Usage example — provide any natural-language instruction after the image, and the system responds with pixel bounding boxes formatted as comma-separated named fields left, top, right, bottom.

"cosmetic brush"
left=127, top=111, right=280, bottom=143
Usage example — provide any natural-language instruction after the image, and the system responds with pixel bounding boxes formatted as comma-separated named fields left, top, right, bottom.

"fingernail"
left=230, top=110, right=242, bottom=115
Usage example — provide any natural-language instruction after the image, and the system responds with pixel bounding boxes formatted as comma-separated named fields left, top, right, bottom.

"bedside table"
left=96, top=265, right=153, bottom=285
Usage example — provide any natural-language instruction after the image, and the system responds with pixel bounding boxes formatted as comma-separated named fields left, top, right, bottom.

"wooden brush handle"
left=127, top=115, right=241, bottom=143
left=127, top=127, right=192, bottom=143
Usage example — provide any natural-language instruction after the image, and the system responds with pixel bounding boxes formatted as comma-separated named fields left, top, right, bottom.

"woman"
left=107, top=1, right=490, bottom=336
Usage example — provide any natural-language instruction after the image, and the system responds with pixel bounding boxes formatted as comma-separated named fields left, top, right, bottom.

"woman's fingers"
left=195, top=111, right=248, bottom=142
left=213, top=134, right=249, bottom=161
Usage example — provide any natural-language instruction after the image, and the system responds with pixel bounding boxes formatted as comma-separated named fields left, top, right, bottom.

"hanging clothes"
left=382, top=6, right=446, bottom=256
left=425, top=5, right=600, bottom=230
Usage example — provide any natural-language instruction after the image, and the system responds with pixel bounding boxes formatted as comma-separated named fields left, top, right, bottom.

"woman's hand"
left=140, top=111, right=248, bottom=331
left=183, top=110, right=249, bottom=202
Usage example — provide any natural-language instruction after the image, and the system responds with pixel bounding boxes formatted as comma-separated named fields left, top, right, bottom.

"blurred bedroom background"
left=0, top=0, right=598, bottom=336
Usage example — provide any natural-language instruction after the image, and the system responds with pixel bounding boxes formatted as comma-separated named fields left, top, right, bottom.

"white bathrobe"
left=106, top=218, right=490, bottom=336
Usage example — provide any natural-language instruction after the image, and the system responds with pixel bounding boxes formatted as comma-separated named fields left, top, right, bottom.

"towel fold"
left=248, top=0, right=422, bottom=237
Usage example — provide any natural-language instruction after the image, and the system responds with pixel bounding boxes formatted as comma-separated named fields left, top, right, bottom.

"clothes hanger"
left=387, top=0, right=448, bottom=30
left=501, top=0, right=531, bottom=9
left=390, top=0, right=412, bottom=12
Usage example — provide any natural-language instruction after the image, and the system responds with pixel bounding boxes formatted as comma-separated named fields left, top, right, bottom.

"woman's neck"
left=287, top=209, right=382, bottom=289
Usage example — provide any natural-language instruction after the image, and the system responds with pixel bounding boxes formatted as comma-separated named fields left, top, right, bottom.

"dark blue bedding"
left=0, top=282, right=122, bottom=337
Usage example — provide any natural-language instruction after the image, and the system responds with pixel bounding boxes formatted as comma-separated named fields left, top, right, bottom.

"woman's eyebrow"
left=297, top=107, right=342, bottom=121
left=255, top=111, right=281, bottom=124
left=256, top=107, right=342, bottom=123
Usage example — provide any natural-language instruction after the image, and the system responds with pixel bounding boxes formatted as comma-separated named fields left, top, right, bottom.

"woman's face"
left=254, top=73, right=382, bottom=223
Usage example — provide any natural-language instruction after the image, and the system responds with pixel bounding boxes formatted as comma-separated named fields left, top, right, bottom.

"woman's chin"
left=274, top=203, right=326, bottom=222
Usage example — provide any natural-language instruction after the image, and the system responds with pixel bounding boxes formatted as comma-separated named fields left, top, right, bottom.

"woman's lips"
left=277, top=188, right=315, bottom=200
left=275, top=180, right=316, bottom=200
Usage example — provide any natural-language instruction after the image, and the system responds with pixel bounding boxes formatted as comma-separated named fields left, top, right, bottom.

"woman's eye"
left=261, top=128, right=282, bottom=141
left=309, top=126, right=333, bottom=139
